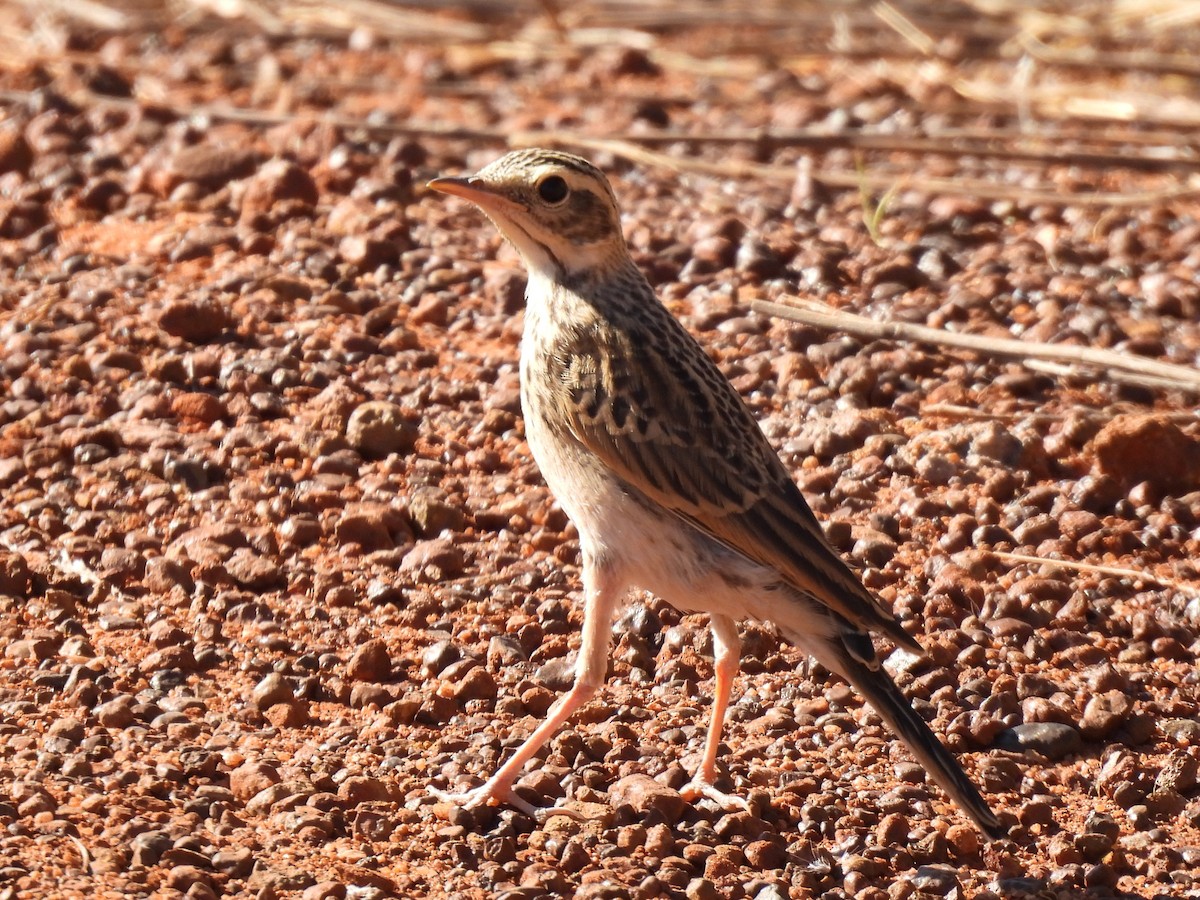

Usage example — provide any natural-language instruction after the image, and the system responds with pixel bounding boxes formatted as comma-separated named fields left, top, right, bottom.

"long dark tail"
left=824, top=640, right=1007, bottom=840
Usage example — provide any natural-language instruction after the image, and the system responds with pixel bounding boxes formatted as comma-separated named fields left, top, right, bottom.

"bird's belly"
left=523, top=410, right=780, bottom=620
left=522, top=410, right=645, bottom=549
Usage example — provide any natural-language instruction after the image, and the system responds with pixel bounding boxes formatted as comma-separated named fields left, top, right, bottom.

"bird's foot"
left=680, top=777, right=748, bottom=812
left=429, top=782, right=587, bottom=822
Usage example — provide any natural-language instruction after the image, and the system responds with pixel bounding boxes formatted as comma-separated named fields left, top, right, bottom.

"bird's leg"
left=682, top=614, right=747, bottom=810
left=431, top=556, right=623, bottom=820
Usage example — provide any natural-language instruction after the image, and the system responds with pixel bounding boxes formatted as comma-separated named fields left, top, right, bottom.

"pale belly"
left=522, top=404, right=785, bottom=622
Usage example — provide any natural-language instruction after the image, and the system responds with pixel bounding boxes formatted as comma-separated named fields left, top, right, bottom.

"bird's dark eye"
left=537, top=175, right=569, bottom=204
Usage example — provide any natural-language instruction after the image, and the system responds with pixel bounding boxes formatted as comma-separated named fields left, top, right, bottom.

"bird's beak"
left=428, top=176, right=495, bottom=204
left=429, top=175, right=527, bottom=226
left=429, top=174, right=484, bottom=199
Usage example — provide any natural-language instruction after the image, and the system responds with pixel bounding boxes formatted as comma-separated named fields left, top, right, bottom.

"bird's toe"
left=680, top=778, right=749, bottom=812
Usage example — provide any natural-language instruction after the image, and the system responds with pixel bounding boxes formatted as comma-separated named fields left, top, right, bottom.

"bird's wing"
left=547, top=309, right=921, bottom=653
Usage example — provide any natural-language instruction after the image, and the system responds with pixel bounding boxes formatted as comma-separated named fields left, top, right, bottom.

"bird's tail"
left=815, top=636, right=1007, bottom=840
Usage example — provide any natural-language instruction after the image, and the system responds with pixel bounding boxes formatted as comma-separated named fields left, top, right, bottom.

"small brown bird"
left=428, top=149, right=1005, bottom=838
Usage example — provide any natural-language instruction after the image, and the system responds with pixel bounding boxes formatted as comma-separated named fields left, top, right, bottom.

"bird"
left=427, top=148, right=1006, bottom=839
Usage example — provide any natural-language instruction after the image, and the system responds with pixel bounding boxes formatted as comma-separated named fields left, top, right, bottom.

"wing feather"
left=546, top=306, right=919, bottom=652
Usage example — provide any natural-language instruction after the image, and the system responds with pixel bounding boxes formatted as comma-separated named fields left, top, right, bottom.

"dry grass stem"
left=988, top=550, right=1200, bottom=599
left=753, top=297, right=1200, bottom=396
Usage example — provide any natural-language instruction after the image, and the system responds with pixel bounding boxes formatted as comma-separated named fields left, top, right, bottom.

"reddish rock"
left=1091, top=413, right=1200, bottom=494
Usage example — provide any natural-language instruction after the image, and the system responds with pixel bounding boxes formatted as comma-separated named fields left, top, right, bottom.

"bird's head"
left=428, top=149, right=628, bottom=281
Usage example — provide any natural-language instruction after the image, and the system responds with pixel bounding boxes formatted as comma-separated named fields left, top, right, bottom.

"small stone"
left=408, top=489, right=466, bottom=535
left=130, top=831, right=172, bottom=867
left=910, top=865, right=961, bottom=896
left=1143, top=788, right=1186, bottom=818
left=144, top=557, right=195, bottom=593
left=398, top=538, right=464, bottom=583
left=0, top=126, right=32, bottom=175
left=346, top=401, right=417, bottom=458
left=685, top=878, right=720, bottom=900
left=645, top=822, right=676, bottom=857
left=339, top=234, right=398, bottom=269
left=337, top=775, right=391, bottom=806
left=264, top=700, right=309, bottom=728
left=535, top=657, right=576, bottom=692
left=1080, top=691, right=1131, bottom=741
left=140, top=645, right=197, bottom=673
left=1161, top=719, right=1200, bottom=743
left=995, top=722, right=1082, bottom=760
left=159, top=299, right=232, bottom=343
left=166, top=865, right=215, bottom=891
left=163, top=143, right=260, bottom=191
left=252, top=672, right=294, bottom=710
left=212, top=847, right=254, bottom=878
left=226, top=547, right=286, bottom=591
left=94, top=696, right=137, bottom=729
left=487, top=634, right=527, bottom=667
left=1075, top=832, right=1114, bottom=862
left=609, top=774, right=686, bottom=822
left=451, top=665, right=496, bottom=702
left=347, top=639, right=391, bottom=682
left=1091, top=413, right=1200, bottom=494
left=744, top=839, right=786, bottom=869
left=335, top=503, right=403, bottom=551
left=421, top=639, right=460, bottom=676
left=302, top=882, right=347, bottom=900
left=239, top=158, right=319, bottom=223
left=171, top=392, right=228, bottom=425
left=230, top=761, right=282, bottom=800
left=945, top=823, right=980, bottom=855
left=559, top=838, right=590, bottom=873
left=1156, top=751, right=1199, bottom=794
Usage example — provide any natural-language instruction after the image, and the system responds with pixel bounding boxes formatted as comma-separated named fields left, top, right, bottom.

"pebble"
left=346, top=639, right=392, bottom=682
left=0, top=126, right=32, bottom=174
left=239, top=157, right=319, bottom=223
left=345, top=401, right=418, bottom=458
left=162, top=143, right=260, bottom=191
left=226, top=547, right=286, bottom=590
left=535, top=657, right=576, bottom=692
left=94, top=695, right=137, bottom=727
left=909, top=865, right=961, bottom=895
left=408, top=488, right=467, bottom=535
left=1079, top=691, right=1131, bottom=741
left=685, top=878, right=721, bottom=900
left=1160, top=718, right=1200, bottom=743
left=399, top=538, right=465, bottom=582
left=609, top=774, right=686, bottom=822
left=252, top=672, right=295, bottom=710
left=995, top=722, right=1082, bottom=759
left=1091, top=413, right=1200, bottom=493
left=421, top=639, right=460, bottom=676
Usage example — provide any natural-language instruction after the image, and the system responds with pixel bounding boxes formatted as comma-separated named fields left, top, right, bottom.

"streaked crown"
left=428, top=149, right=628, bottom=279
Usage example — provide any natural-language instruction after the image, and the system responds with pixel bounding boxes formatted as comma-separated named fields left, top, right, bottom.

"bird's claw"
left=429, top=783, right=587, bottom=822
left=680, top=778, right=749, bottom=812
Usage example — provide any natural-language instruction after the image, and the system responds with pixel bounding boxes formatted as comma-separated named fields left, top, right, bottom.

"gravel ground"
left=1, top=3, right=1200, bottom=899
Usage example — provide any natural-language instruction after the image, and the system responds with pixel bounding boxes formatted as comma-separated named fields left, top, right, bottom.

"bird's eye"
left=537, top=175, right=569, bottom=204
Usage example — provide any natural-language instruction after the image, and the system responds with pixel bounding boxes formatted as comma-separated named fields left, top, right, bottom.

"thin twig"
left=1022, top=357, right=1200, bottom=394
left=69, top=835, right=92, bottom=875
left=988, top=550, right=1200, bottom=598
left=874, top=1, right=936, bottom=56
left=922, top=403, right=1200, bottom=424
left=752, top=297, right=1200, bottom=396
left=1018, top=31, right=1200, bottom=79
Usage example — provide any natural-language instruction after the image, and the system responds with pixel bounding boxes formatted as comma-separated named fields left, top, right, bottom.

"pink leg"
left=432, top=556, right=624, bottom=819
left=682, top=614, right=747, bottom=809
